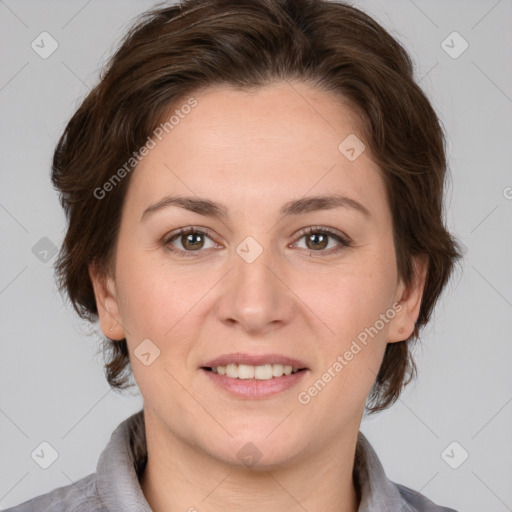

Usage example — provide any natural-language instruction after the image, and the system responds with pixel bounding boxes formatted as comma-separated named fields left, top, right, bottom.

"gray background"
left=1, top=1, right=511, bottom=511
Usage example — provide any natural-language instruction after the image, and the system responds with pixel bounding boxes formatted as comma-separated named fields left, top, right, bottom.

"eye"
left=292, top=226, right=352, bottom=254
left=163, top=227, right=219, bottom=256
left=163, top=225, right=352, bottom=257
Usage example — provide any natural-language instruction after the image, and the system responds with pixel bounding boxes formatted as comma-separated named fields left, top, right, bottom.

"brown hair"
left=52, top=0, right=462, bottom=414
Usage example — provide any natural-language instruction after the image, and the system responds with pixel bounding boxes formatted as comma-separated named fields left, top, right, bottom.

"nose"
left=215, top=241, right=295, bottom=335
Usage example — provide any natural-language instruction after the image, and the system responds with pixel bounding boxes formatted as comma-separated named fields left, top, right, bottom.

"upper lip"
left=202, top=352, right=309, bottom=369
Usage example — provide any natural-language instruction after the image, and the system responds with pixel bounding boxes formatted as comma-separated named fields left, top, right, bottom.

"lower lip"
left=200, top=368, right=309, bottom=399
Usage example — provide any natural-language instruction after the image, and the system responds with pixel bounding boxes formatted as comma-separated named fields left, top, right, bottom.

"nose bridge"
left=215, top=234, right=293, bottom=332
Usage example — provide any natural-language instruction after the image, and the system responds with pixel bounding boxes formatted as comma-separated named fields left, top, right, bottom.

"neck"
left=140, top=411, right=361, bottom=512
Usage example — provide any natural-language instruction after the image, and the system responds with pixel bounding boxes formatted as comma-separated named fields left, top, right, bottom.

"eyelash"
left=163, top=226, right=352, bottom=258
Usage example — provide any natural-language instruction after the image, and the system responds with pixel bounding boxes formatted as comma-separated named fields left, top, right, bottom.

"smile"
left=203, top=363, right=303, bottom=380
left=200, top=365, right=308, bottom=399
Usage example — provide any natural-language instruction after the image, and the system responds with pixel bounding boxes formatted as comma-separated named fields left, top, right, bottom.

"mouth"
left=201, top=363, right=307, bottom=380
left=199, top=353, right=310, bottom=398
left=200, top=364, right=309, bottom=399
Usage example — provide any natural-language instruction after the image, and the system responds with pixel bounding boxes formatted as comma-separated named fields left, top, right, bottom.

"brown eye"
left=305, top=232, right=329, bottom=250
left=180, top=231, right=205, bottom=251
left=293, top=226, right=351, bottom=254
left=164, top=227, right=218, bottom=256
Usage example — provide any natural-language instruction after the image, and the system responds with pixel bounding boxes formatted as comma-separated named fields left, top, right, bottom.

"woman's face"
left=91, top=81, right=425, bottom=468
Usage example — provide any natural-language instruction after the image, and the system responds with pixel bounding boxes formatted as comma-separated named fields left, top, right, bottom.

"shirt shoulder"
left=394, top=481, right=459, bottom=512
left=355, top=431, right=460, bottom=512
left=3, top=410, right=150, bottom=512
left=2, top=473, right=107, bottom=512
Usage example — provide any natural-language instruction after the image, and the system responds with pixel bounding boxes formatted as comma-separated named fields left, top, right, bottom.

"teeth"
left=209, top=363, right=300, bottom=379
left=238, top=364, right=255, bottom=379
left=226, top=363, right=238, bottom=378
left=255, top=364, right=273, bottom=380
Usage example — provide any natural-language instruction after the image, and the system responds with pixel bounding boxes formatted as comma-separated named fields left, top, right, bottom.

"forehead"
left=123, top=81, right=387, bottom=219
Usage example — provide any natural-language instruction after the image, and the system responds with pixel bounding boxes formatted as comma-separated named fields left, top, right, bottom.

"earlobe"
left=88, top=263, right=125, bottom=340
left=387, top=255, right=428, bottom=343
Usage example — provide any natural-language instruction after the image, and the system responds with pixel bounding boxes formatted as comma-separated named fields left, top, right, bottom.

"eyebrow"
left=140, top=193, right=371, bottom=222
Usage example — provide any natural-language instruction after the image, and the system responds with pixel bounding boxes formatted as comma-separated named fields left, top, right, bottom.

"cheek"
left=114, top=256, right=201, bottom=403
left=296, top=277, right=393, bottom=423
left=312, top=252, right=397, bottom=343
left=301, top=249, right=397, bottom=396
left=113, top=249, right=217, bottom=388
left=114, top=248, right=197, bottom=338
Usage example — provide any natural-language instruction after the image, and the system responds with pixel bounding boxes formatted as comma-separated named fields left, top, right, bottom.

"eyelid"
left=290, top=225, right=352, bottom=253
left=293, top=225, right=351, bottom=244
left=163, top=226, right=221, bottom=249
left=163, top=225, right=352, bottom=256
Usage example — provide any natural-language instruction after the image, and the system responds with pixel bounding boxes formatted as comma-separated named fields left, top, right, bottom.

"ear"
left=88, top=262, right=126, bottom=340
left=387, top=255, right=428, bottom=343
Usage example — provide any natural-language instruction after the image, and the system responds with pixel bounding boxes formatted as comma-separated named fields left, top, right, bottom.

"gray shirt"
left=5, top=410, right=458, bottom=512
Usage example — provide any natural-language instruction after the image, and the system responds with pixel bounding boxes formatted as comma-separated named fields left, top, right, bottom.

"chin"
left=206, top=428, right=307, bottom=470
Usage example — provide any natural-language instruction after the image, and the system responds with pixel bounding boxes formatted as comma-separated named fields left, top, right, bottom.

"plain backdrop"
left=1, top=1, right=511, bottom=511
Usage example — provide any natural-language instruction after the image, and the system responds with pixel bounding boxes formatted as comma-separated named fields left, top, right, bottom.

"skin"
left=89, top=80, right=427, bottom=512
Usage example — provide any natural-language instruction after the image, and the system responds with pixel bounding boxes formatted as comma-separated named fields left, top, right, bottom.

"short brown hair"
left=52, top=0, right=462, bottom=414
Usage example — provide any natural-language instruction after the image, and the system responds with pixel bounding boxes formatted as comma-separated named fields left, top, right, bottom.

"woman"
left=6, top=0, right=462, bottom=510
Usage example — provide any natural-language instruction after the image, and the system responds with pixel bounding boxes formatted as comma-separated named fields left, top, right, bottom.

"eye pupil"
left=183, top=232, right=204, bottom=250
left=307, top=232, right=328, bottom=250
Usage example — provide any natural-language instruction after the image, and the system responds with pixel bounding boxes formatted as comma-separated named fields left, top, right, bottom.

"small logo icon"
left=441, top=441, right=469, bottom=469
left=134, top=338, right=161, bottom=366
left=237, top=442, right=262, bottom=467
left=236, top=236, right=263, bottom=264
left=31, top=32, right=59, bottom=59
left=31, top=441, right=59, bottom=469
left=338, top=134, right=366, bottom=161
left=441, top=31, right=468, bottom=59
left=32, top=237, right=58, bottom=262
